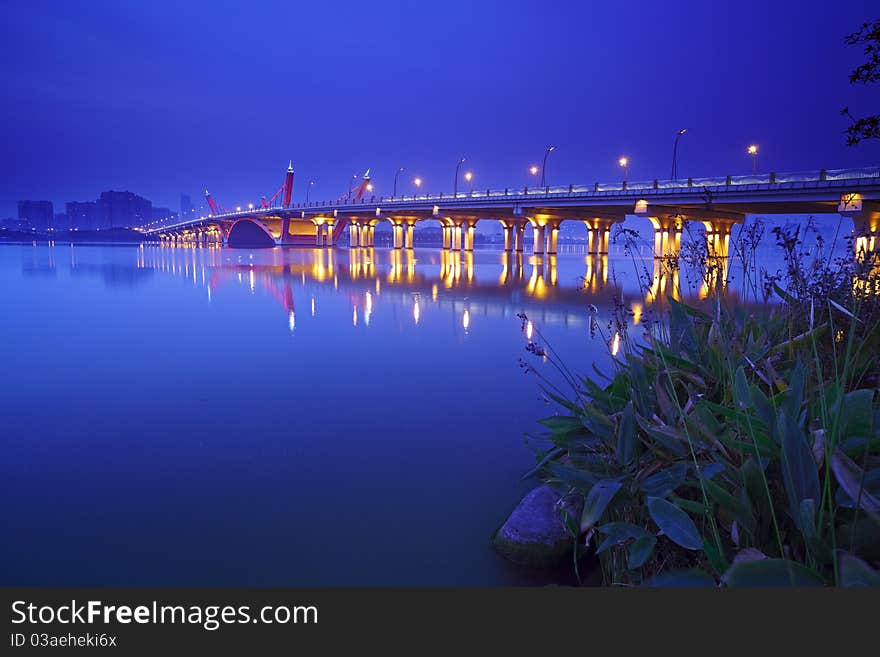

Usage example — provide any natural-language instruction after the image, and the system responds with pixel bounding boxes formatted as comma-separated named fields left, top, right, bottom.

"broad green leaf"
left=544, top=462, right=601, bottom=491
left=627, top=535, right=657, bottom=569
left=640, top=463, right=688, bottom=497
left=782, top=361, right=805, bottom=420
left=669, top=495, right=709, bottom=516
left=704, top=478, right=754, bottom=527
left=580, top=480, right=622, bottom=532
left=616, top=401, right=638, bottom=468
left=646, top=496, right=703, bottom=550
left=734, top=366, right=750, bottom=410
left=840, top=389, right=875, bottom=439
left=724, top=558, right=824, bottom=587
left=778, top=409, right=820, bottom=531
left=703, top=537, right=729, bottom=576
left=695, top=462, right=725, bottom=480
left=835, top=469, right=880, bottom=508
left=839, top=552, right=880, bottom=587
left=595, top=522, right=652, bottom=554
left=831, top=449, right=880, bottom=526
left=538, top=415, right=585, bottom=432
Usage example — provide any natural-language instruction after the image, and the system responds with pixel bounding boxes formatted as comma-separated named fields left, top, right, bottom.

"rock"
left=493, top=485, right=583, bottom=568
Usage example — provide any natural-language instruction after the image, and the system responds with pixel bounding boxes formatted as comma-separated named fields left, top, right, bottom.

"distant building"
left=99, top=191, right=152, bottom=229
left=53, top=212, right=69, bottom=231
left=152, top=207, right=175, bottom=222
left=180, top=193, right=195, bottom=219
left=17, top=200, right=54, bottom=231
left=66, top=201, right=101, bottom=230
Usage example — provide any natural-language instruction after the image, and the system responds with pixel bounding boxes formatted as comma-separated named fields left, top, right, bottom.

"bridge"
left=146, top=166, right=880, bottom=259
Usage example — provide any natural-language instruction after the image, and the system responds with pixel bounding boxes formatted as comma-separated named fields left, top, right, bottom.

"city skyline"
left=2, top=0, right=879, bottom=218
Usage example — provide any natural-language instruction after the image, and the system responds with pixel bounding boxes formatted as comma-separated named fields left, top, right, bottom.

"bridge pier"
left=452, top=224, right=463, bottom=251
left=546, top=221, right=561, bottom=255
left=392, top=222, right=404, bottom=249
left=349, top=222, right=361, bottom=247
left=405, top=221, right=416, bottom=249
left=647, top=215, right=683, bottom=259
left=702, top=218, right=739, bottom=259
left=325, top=220, right=336, bottom=247
left=840, top=196, right=880, bottom=256
left=502, top=225, right=513, bottom=252
left=463, top=220, right=476, bottom=252
left=532, top=224, right=546, bottom=255
left=514, top=224, right=526, bottom=252
left=442, top=225, right=452, bottom=249
left=584, top=218, right=617, bottom=255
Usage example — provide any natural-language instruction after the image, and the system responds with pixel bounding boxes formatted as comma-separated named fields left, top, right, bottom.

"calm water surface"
left=0, top=236, right=826, bottom=585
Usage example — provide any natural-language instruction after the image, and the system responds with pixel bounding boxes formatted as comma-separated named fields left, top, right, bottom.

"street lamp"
left=747, top=144, right=758, bottom=174
left=366, top=183, right=374, bottom=193
left=464, top=171, right=473, bottom=193
left=248, top=203, right=254, bottom=210
left=530, top=165, right=539, bottom=188
left=393, top=167, right=405, bottom=197
left=540, top=145, right=557, bottom=187
left=306, top=181, right=315, bottom=203
left=414, top=177, right=422, bottom=194
left=346, top=174, right=358, bottom=202
left=618, top=157, right=629, bottom=181
left=671, top=128, right=687, bottom=181
left=454, top=158, right=466, bottom=196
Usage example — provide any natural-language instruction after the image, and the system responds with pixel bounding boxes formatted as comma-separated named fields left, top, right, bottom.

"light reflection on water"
left=0, top=239, right=842, bottom=585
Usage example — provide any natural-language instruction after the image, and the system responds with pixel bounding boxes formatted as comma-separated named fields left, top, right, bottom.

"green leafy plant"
left=520, top=227, right=880, bottom=586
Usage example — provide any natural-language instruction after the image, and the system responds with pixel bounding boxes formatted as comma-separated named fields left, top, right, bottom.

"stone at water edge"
left=493, top=485, right=583, bottom=568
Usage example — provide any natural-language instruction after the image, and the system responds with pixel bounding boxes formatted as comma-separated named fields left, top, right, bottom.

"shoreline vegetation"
left=495, top=220, right=880, bottom=586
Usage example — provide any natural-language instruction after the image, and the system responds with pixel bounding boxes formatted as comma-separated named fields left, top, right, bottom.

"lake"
left=0, top=228, right=845, bottom=585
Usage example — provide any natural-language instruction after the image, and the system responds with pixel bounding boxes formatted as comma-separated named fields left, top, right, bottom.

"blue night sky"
left=2, top=0, right=878, bottom=217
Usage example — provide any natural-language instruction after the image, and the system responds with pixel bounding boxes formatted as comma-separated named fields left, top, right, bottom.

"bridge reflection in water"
left=129, top=242, right=752, bottom=340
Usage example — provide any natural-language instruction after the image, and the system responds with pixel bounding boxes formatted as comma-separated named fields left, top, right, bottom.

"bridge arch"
left=226, top=217, right=276, bottom=248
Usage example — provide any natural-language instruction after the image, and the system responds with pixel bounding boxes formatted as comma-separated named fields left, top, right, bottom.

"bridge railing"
left=147, top=166, right=880, bottom=231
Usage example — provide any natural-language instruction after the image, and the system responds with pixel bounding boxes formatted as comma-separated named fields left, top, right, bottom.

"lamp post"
left=671, top=128, right=687, bottom=181
left=414, top=177, right=422, bottom=195
left=530, top=165, right=539, bottom=188
left=747, top=144, right=758, bottom=174
left=540, top=145, right=557, bottom=187
left=454, top=158, right=466, bottom=196
left=464, top=171, right=473, bottom=194
left=618, top=156, right=629, bottom=181
left=393, top=167, right=405, bottom=197
left=306, top=181, right=314, bottom=203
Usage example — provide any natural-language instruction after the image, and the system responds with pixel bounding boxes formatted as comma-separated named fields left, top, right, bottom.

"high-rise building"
left=66, top=201, right=101, bottom=230
left=17, top=200, right=54, bottom=231
left=180, top=193, right=195, bottom=219
left=152, top=207, right=175, bottom=222
left=98, top=191, right=152, bottom=228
